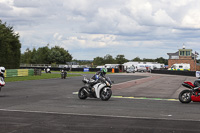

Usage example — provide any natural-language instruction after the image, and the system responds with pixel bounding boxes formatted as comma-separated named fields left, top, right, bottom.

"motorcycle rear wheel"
left=179, top=90, right=192, bottom=103
left=78, top=87, right=87, bottom=100
left=100, top=88, right=112, bottom=101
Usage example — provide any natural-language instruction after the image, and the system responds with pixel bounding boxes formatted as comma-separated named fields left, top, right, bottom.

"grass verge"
left=5, top=73, right=81, bottom=82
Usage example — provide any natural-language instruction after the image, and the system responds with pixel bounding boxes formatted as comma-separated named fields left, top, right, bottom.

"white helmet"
left=0, top=67, right=5, bottom=74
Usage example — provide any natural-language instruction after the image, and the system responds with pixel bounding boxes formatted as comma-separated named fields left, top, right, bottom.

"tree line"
left=132, top=56, right=168, bottom=65
left=21, top=50, right=168, bottom=66
left=91, top=54, right=168, bottom=66
left=21, top=45, right=72, bottom=64
left=92, top=54, right=128, bottom=65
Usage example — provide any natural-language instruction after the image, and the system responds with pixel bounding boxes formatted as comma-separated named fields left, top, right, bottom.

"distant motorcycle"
left=61, top=70, right=67, bottom=79
left=44, top=68, right=51, bottom=73
left=0, top=76, right=5, bottom=92
left=179, top=80, right=200, bottom=103
left=78, top=76, right=113, bottom=101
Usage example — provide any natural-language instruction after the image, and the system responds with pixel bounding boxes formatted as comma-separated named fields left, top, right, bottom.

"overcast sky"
left=1, top=0, right=200, bottom=60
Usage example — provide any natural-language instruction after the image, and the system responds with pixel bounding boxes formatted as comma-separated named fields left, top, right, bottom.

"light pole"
left=195, top=53, right=196, bottom=71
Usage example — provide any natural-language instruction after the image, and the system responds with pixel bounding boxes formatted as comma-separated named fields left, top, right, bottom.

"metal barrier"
left=151, top=70, right=196, bottom=77
left=20, top=67, right=120, bottom=73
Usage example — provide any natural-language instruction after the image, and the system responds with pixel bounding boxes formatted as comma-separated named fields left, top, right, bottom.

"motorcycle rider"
left=44, top=66, right=51, bottom=73
left=87, top=68, right=107, bottom=92
left=61, top=67, right=67, bottom=79
left=0, top=67, right=5, bottom=79
left=92, top=67, right=107, bottom=80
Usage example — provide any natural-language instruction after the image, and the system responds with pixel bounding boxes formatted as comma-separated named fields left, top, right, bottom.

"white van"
left=168, top=63, right=190, bottom=71
left=136, top=64, right=147, bottom=72
left=126, top=66, right=135, bottom=73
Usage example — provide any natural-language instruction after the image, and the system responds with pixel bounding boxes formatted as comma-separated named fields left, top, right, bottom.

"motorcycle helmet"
left=0, top=67, right=5, bottom=74
left=102, top=68, right=107, bottom=76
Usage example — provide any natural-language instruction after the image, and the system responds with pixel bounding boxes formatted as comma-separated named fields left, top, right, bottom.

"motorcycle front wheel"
left=100, top=88, right=112, bottom=101
left=179, top=90, right=192, bottom=103
left=78, top=87, right=88, bottom=100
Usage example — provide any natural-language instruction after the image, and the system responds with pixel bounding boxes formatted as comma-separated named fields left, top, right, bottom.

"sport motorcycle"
left=179, top=80, right=200, bottom=103
left=78, top=76, right=113, bottom=101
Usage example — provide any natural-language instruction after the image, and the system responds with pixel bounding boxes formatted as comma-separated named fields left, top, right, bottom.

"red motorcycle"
left=179, top=80, right=200, bottom=103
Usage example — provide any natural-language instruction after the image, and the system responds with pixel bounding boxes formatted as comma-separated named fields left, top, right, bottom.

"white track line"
left=0, top=108, right=199, bottom=122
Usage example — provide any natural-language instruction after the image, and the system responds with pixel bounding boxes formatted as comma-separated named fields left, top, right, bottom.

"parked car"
left=136, top=65, right=147, bottom=72
left=126, top=66, right=135, bottom=73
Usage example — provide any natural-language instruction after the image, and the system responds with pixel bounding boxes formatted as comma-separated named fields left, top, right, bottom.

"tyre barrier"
left=4, top=69, right=34, bottom=77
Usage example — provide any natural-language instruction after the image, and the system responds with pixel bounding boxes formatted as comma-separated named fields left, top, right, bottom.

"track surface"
left=0, top=73, right=200, bottom=133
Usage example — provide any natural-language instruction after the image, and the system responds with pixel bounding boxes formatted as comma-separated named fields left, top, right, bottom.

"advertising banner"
left=196, top=71, right=200, bottom=78
left=83, top=68, right=89, bottom=72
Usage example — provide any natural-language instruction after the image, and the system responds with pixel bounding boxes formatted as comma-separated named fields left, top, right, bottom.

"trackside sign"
left=196, top=71, right=200, bottom=78
left=83, top=68, right=89, bottom=72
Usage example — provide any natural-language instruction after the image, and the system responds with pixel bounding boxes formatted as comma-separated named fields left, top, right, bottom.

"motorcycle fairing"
left=182, top=81, right=195, bottom=89
left=0, top=77, right=5, bottom=86
left=93, top=83, right=106, bottom=98
left=191, top=92, right=200, bottom=102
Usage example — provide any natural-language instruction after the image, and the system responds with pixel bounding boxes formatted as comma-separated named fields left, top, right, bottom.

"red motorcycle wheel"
left=179, top=90, right=192, bottom=103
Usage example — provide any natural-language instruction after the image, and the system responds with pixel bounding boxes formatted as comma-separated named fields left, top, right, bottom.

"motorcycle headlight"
left=106, top=81, right=110, bottom=86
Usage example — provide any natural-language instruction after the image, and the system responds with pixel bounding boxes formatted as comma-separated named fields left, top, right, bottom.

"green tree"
left=31, top=48, right=37, bottom=64
left=0, top=20, right=21, bottom=68
left=73, top=59, right=93, bottom=65
left=143, top=58, right=154, bottom=62
left=48, top=46, right=72, bottom=64
left=115, top=54, right=128, bottom=64
left=20, top=48, right=32, bottom=64
left=155, top=57, right=168, bottom=65
left=21, top=45, right=72, bottom=64
left=93, top=56, right=104, bottom=65
left=132, top=57, right=142, bottom=61
left=36, top=45, right=50, bottom=64
left=104, top=54, right=115, bottom=64
left=20, top=48, right=38, bottom=64
left=48, top=49, right=61, bottom=64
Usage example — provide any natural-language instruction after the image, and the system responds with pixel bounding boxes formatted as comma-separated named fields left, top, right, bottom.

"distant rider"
left=0, top=67, right=5, bottom=79
left=61, top=67, right=67, bottom=79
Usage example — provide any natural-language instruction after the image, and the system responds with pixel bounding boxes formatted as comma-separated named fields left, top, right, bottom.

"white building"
left=123, top=61, right=165, bottom=71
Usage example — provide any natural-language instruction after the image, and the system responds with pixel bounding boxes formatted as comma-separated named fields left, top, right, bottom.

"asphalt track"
left=1, top=73, right=200, bottom=133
